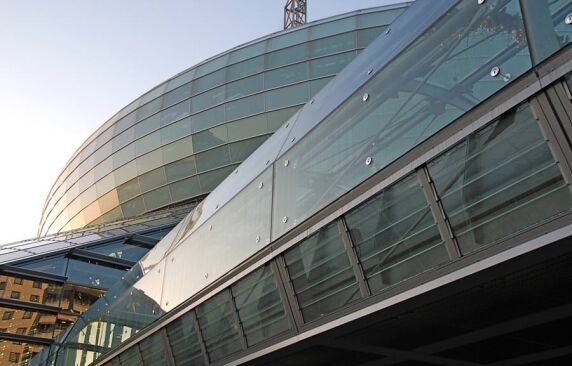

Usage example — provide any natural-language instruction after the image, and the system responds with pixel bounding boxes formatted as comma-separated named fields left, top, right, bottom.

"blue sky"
left=0, top=0, right=402, bottom=243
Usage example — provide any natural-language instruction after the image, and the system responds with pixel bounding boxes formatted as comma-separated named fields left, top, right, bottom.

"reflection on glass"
left=87, top=240, right=149, bottom=262
left=283, top=222, right=360, bottom=322
left=0, top=275, right=63, bottom=307
left=139, top=332, right=168, bottom=366
left=66, top=259, right=125, bottom=289
left=345, top=173, right=448, bottom=293
left=427, top=104, right=572, bottom=254
left=0, top=340, right=44, bottom=366
left=16, top=256, right=67, bottom=276
left=166, top=311, right=205, bottom=366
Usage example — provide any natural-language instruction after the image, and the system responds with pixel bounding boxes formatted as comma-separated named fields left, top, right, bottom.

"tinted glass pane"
left=160, top=101, right=190, bottom=126
left=229, top=135, right=269, bottom=163
left=135, top=130, right=161, bottom=156
left=161, top=117, right=191, bottom=144
left=166, top=312, right=205, bottom=366
left=61, top=283, right=105, bottom=314
left=66, top=259, right=125, bottom=289
left=265, top=62, right=308, bottom=89
left=193, top=69, right=225, bottom=95
left=310, top=51, right=355, bottom=79
left=0, top=275, right=62, bottom=307
left=227, top=114, right=268, bottom=142
left=199, top=165, right=237, bottom=192
left=136, top=97, right=162, bottom=122
left=283, top=222, right=360, bottom=322
left=142, top=186, right=171, bottom=211
left=16, top=256, right=67, bottom=276
left=226, top=93, right=264, bottom=121
left=163, top=84, right=191, bottom=108
left=196, top=291, right=242, bottom=362
left=165, top=156, right=197, bottom=183
left=226, top=74, right=263, bottom=100
left=265, top=82, right=309, bottom=110
left=139, top=167, right=167, bottom=193
left=522, top=0, right=572, bottom=64
left=88, top=240, right=149, bottom=262
left=119, top=346, right=143, bottom=366
left=196, top=145, right=231, bottom=173
left=171, top=176, right=202, bottom=202
left=265, top=43, right=309, bottom=69
left=0, top=307, right=55, bottom=338
left=191, top=105, right=225, bottom=133
left=163, top=135, right=194, bottom=164
left=232, top=264, right=290, bottom=346
left=117, top=177, right=141, bottom=203
left=134, top=114, right=160, bottom=138
left=0, top=340, right=44, bottom=366
left=427, top=104, right=572, bottom=254
left=310, top=32, right=355, bottom=58
left=191, top=86, right=225, bottom=113
left=192, top=125, right=228, bottom=153
left=266, top=105, right=301, bottom=131
left=122, top=196, right=146, bottom=217
left=136, top=149, right=163, bottom=174
left=227, top=55, right=264, bottom=81
left=357, top=26, right=384, bottom=48
left=140, top=332, right=168, bottom=366
left=345, top=173, right=448, bottom=293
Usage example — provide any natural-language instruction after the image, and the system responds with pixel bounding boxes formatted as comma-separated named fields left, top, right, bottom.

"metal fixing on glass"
left=362, top=93, right=369, bottom=102
left=490, top=66, right=500, bottom=77
left=478, top=0, right=486, bottom=4
left=385, top=27, right=391, bottom=34
left=258, top=182, right=264, bottom=189
left=282, top=216, right=288, bottom=223
left=291, top=137, right=296, bottom=142
left=365, top=157, right=372, bottom=165
left=204, top=273, right=208, bottom=279
left=566, top=13, right=572, bottom=25
left=367, top=69, right=373, bottom=75
left=284, top=159, right=289, bottom=167
left=255, top=236, right=260, bottom=243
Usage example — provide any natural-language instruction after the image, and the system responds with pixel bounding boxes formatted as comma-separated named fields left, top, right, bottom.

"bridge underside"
left=251, top=236, right=572, bottom=366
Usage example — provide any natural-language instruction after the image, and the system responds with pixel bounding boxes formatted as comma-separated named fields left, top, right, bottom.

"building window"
left=13, top=278, right=23, bottom=285
left=9, top=352, right=19, bottom=363
left=32, top=281, right=42, bottom=289
left=0, top=282, right=6, bottom=290
left=22, top=311, right=32, bottom=319
left=29, top=295, right=40, bottom=303
left=10, top=291, right=20, bottom=300
left=2, top=311, right=14, bottom=320
left=15, top=327, right=26, bottom=335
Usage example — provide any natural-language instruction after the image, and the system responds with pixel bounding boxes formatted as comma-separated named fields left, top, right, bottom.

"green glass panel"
left=310, top=17, right=355, bottom=40
left=159, top=101, right=190, bottom=126
left=357, top=8, right=405, bottom=28
left=171, top=176, right=202, bottom=202
left=196, top=291, right=242, bottom=363
left=229, top=41, right=267, bottom=64
left=136, top=149, right=163, bottom=174
left=427, top=104, right=572, bottom=254
left=265, top=82, right=309, bottom=111
left=165, top=156, right=197, bottom=183
left=357, top=26, right=384, bottom=48
left=134, top=114, right=160, bottom=139
left=199, top=165, right=236, bottom=192
left=138, top=167, right=166, bottom=193
left=226, top=93, right=264, bottom=121
left=192, top=69, right=225, bottom=95
left=67, top=259, right=125, bottom=289
left=136, top=97, right=162, bottom=122
left=162, top=135, right=194, bottom=164
left=163, top=84, right=191, bottom=108
left=122, top=196, right=145, bottom=217
left=309, top=32, right=356, bottom=58
left=522, top=0, right=572, bottom=64
left=117, top=177, right=141, bottom=203
left=196, top=145, right=231, bottom=173
left=265, top=62, right=308, bottom=89
left=310, top=77, right=333, bottom=98
left=226, top=55, right=264, bottom=81
left=113, top=144, right=135, bottom=169
left=191, top=105, right=225, bottom=133
left=15, top=256, right=67, bottom=276
left=160, top=117, right=191, bottom=144
left=192, top=125, right=228, bottom=153
left=195, top=54, right=228, bottom=78
left=135, top=130, right=161, bottom=156
left=226, top=74, right=263, bottom=100
left=227, top=114, right=268, bottom=142
left=229, top=135, right=269, bottom=163
left=267, top=106, right=301, bottom=131
left=283, top=222, right=360, bottom=322
left=119, top=346, right=143, bottom=366
left=265, top=43, right=309, bottom=69
left=112, top=127, right=134, bottom=152
left=142, top=186, right=171, bottom=211
left=166, top=312, right=205, bottom=366
left=87, top=240, right=148, bottom=262
left=310, top=51, right=355, bottom=79
left=345, top=173, right=448, bottom=293
left=191, top=86, right=225, bottom=113
left=140, top=332, right=168, bottom=366
left=267, top=27, right=309, bottom=52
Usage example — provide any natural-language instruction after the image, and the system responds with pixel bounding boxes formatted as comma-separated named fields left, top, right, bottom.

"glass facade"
left=38, top=5, right=407, bottom=236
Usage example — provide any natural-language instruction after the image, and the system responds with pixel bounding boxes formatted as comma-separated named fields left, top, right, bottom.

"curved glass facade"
left=38, top=4, right=408, bottom=236
left=28, top=0, right=572, bottom=365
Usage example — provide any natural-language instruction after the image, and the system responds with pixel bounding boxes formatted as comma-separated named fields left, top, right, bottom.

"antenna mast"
left=284, top=0, right=307, bottom=30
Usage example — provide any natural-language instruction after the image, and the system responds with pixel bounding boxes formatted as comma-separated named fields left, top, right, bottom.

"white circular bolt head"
left=478, top=0, right=486, bottom=4
left=209, top=224, right=213, bottom=231
left=204, top=273, right=209, bottom=279
left=365, top=157, right=373, bottom=165
left=566, top=13, right=572, bottom=25
left=367, top=69, right=373, bottom=75
left=385, top=27, right=391, bottom=35
left=362, top=93, right=369, bottom=102
left=284, top=159, right=289, bottom=167
left=258, top=182, right=264, bottom=189
left=282, top=216, right=288, bottom=223
left=490, top=66, right=500, bottom=77
left=256, top=236, right=260, bottom=243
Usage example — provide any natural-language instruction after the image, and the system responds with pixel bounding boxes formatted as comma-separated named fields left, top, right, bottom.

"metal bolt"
left=490, top=66, right=500, bottom=77
left=204, top=273, right=208, bottom=279
left=284, top=159, right=289, bottom=167
left=365, top=157, right=372, bottom=165
left=209, top=224, right=213, bottom=231
left=282, top=216, right=288, bottom=223
left=266, top=160, right=270, bottom=165
left=310, top=98, right=315, bottom=104
left=291, top=137, right=296, bottom=142
left=362, top=93, right=369, bottom=102
left=234, top=169, right=238, bottom=174
left=215, top=204, right=219, bottom=209
left=258, top=182, right=264, bottom=189
left=478, top=0, right=486, bottom=4
left=165, top=301, right=169, bottom=306
left=566, top=13, right=572, bottom=25
left=255, top=236, right=260, bottom=243
left=171, top=257, right=174, bottom=262
left=385, top=27, right=391, bottom=35
left=285, top=123, right=289, bottom=128
left=367, top=69, right=373, bottom=75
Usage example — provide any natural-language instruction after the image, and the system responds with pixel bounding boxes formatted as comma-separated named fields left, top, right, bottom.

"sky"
left=0, top=0, right=402, bottom=244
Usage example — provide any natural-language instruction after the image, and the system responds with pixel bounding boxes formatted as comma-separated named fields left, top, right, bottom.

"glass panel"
left=265, top=82, right=309, bottom=110
left=198, top=165, right=237, bottom=192
left=226, top=74, right=263, bottom=100
left=113, top=144, right=136, bottom=169
left=99, top=189, right=120, bottom=214
left=522, top=0, right=572, bottom=64
left=357, top=8, right=406, bottom=28
left=112, top=127, right=134, bottom=152
left=227, top=55, right=264, bottom=81
left=310, top=17, right=355, bottom=40
left=196, top=291, right=242, bottom=363
left=283, top=221, right=360, bottom=322
left=140, top=332, right=168, bottom=366
left=171, top=176, right=202, bottom=202
left=196, top=54, right=228, bottom=78
left=87, top=240, right=148, bottom=262
left=229, top=41, right=267, bottom=64
left=0, top=275, right=62, bottom=307
left=16, top=256, right=67, bottom=276
left=266, top=106, right=301, bottom=131
left=122, top=196, right=146, bottom=218
left=310, top=51, right=355, bottom=79
left=427, top=104, right=572, bottom=254
left=61, top=284, right=105, bottom=314
left=142, top=186, right=171, bottom=211
left=195, top=145, right=231, bottom=173
left=160, top=101, right=190, bottom=126
left=232, top=264, right=290, bottom=346
left=192, top=125, right=228, bottom=153
left=192, top=69, right=225, bottom=95
left=138, top=167, right=167, bottom=193
left=310, top=76, right=333, bottom=98
left=357, top=26, right=384, bottom=48
left=265, top=43, right=309, bottom=69
left=265, top=62, right=308, bottom=89
left=136, top=149, right=163, bottom=174
left=135, top=130, right=161, bottom=156
left=54, top=313, right=77, bottom=338
left=136, top=97, right=162, bottom=122
left=119, top=346, right=143, bottom=366
left=345, top=173, right=448, bottom=293
left=267, top=28, right=309, bottom=52
left=160, top=117, right=191, bottom=144
left=117, top=177, right=141, bottom=203
left=66, top=259, right=126, bottom=289
left=166, top=311, right=205, bottom=366
left=0, top=340, right=44, bottom=366
left=163, top=84, right=191, bottom=108
left=0, top=306, right=54, bottom=338
left=191, top=105, right=225, bottom=133
left=227, top=114, right=268, bottom=142
left=165, top=156, right=197, bottom=183
left=309, top=32, right=356, bottom=58
left=191, top=86, right=225, bottom=113
left=162, top=169, right=272, bottom=310
left=163, top=135, right=194, bottom=164
left=273, top=0, right=532, bottom=239
left=229, top=135, right=269, bottom=163
left=226, top=93, right=265, bottom=121
left=134, top=114, right=160, bottom=139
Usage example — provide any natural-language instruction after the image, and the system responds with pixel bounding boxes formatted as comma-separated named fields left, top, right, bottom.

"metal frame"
left=337, top=218, right=371, bottom=298
left=191, top=310, right=211, bottom=366
left=159, top=328, right=176, bottom=366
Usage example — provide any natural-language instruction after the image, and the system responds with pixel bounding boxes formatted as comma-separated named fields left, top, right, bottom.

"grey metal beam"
left=274, top=255, right=306, bottom=328
left=159, top=328, right=176, bottom=366
left=270, top=260, right=300, bottom=333
left=228, top=289, right=249, bottom=351
left=337, top=218, right=371, bottom=298
left=191, top=310, right=211, bottom=366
